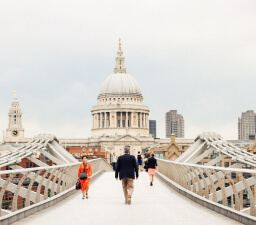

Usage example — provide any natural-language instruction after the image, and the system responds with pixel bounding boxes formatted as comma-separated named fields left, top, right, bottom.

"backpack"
left=137, top=154, right=141, bottom=161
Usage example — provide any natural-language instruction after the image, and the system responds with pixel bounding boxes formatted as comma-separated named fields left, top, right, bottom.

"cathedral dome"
left=99, top=73, right=141, bottom=96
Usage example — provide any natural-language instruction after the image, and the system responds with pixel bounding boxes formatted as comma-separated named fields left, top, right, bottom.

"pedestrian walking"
left=115, top=148, right=139, bottom=205
left=144, top=149, right=150, bottom=159
left=112, top=152, right=117, bottom=171
left=137, top=151, right=143, bottom=171
left=147, top=153, right=159, bottom=186
left=78, top=156, right=92, bottom=199
left=143, top=149, right=150, bottom=172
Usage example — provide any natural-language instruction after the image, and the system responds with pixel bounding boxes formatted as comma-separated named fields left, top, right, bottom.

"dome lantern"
left=99, top=40, right=142, bottom=97
left=114, top=38, right=126, bottom=74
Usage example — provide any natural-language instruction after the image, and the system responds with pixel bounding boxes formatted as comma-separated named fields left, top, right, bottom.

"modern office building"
left=149, top=120, right=156, bottom=138
left=238, top=110, right=256, bottom=140
left=165, top=110, right=184, bottom=138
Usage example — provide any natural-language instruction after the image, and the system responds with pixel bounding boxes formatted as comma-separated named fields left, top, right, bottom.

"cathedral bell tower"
left=114, top=38, right=126, bottom=73
left=5, top=91, right=25, bottom=142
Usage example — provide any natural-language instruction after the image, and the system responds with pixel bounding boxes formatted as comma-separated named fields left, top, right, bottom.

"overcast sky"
left=0, top=0, right=256, bottom=141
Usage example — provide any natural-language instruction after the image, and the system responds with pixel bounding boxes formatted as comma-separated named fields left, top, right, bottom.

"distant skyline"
left=1, top=0, right=256, bottom=141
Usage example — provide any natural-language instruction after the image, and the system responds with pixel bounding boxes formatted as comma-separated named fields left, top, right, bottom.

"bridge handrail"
left=0, top=158, right=112, bottom=218
left=157, top=158, right=256, bottom=217
left=0, top=158, right=108, bottom=175
left=157, top=158, right=256, bottom=174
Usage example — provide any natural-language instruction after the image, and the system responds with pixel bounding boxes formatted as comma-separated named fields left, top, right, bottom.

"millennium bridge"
left=0, top=133, right=256, bottom=225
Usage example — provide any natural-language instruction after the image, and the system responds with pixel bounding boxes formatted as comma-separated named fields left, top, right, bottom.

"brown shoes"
left=127, top=195, right=131, bottom=205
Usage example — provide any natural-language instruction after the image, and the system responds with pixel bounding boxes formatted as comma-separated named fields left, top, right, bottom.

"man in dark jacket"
left=115, top=148, right=139, bottom=205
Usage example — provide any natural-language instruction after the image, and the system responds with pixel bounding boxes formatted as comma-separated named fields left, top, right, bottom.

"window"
left=231, top=173, right=236, bottom=179
left=82, top=148, right=86, bottom=152
left=89, top=148, right=92, bottom=152
left=224, top=162, right=229, bottom=167
left=95, top=148, right=98, bottom=152
left=26, top=162, right=36, bottom=168
left=155, top=153, right=164, bottom=159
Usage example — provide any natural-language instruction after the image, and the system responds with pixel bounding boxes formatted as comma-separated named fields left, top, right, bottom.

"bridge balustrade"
left=0, top=158, right=112, bottom=218
left=157, top=158, right=256, bottom=217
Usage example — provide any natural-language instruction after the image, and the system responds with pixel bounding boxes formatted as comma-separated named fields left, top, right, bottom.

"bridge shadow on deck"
left=14, top=172, right=241, bottom=225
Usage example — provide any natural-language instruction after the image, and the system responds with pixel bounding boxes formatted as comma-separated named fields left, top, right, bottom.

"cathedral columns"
left=120, top=112, right=123, bottom=128
left=94, top=111, right=148, bottom=129
left=126, top=112, right=128, bottom=127
left=104, top=112, right=107, bottom=128
left=146, top=113, right=148, bottom=128
left=98, top=113, right=101, bottom=128
left=116, top=111, right=118, bottom=127
left=107, top=112, right=109, bottom=127
left=131, top=112, right=133, bottom=128
left=140, top=112, right=142, bottom=128
left=100, top=113, right=102, bottom=128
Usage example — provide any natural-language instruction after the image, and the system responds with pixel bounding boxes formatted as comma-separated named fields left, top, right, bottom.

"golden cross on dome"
left=14, top=91, right=17, bottom=97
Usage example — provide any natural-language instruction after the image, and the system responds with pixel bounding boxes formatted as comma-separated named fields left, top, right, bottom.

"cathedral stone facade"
left=91, top=40, right=150, bottom=137
left=1, top=41, right=194, bottom=157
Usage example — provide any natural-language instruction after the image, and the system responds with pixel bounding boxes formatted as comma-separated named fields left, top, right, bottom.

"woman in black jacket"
left=147, top=153, right=159, bottom=186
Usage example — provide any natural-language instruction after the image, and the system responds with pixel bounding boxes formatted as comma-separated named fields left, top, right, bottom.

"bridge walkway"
left=14, top=172, right=242, bottom=225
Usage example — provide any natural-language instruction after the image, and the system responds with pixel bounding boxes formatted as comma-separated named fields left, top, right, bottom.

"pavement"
left=14, top=171, right=242, bottom=225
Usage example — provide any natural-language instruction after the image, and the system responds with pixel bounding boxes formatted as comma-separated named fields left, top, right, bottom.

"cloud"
left=0, top=0, right=256, bottom=141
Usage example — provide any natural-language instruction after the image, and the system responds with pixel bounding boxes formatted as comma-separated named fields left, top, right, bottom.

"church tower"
left=114, top=39, right=126, bottom=73
left=5, top=91, right=25, bottom=142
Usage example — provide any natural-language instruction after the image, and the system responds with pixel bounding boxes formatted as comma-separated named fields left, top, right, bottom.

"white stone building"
left=4, top=92, right=29, bottom=144
left=1, top=41, right=194, bottom=157
left=91, top=40, right=150, bottom=137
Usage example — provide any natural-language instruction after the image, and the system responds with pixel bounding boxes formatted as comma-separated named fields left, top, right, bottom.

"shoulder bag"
left=79, top=165, right=88, bottom=180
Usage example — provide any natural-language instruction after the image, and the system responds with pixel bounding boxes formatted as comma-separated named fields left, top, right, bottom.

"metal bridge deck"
left=14, top=172, right=241, bottom=225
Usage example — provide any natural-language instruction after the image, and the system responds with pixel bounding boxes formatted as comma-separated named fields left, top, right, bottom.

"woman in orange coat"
left=78, top=156, right=92, bottom=199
